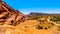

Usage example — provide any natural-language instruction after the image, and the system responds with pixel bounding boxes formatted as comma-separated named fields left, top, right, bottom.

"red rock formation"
left=0, top=0, right=2, bottom=2
left=0, top=0, right=25, bottom=26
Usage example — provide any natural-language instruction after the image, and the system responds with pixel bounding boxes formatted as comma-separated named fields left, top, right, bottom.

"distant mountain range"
left=28, top=12, right=60, bottom=16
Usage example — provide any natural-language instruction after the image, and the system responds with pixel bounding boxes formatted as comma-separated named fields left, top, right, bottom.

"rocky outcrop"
left=0, top=0, right=25, bottom=26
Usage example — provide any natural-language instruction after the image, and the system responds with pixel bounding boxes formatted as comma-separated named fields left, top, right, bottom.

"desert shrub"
left=48, top=26, right=50, bottom=28
left=44, top=27, right=48, bottom=30
left=52, top=16, right=60, bottom=21
left=36, top=25, right=43, bottom=29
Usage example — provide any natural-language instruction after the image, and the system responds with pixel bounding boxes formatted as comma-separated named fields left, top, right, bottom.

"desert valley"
left=0, top=0, right=60, bottom=34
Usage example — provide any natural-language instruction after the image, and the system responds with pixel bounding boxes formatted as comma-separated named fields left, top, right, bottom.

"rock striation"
left=0, top=0, right=25, bottom=26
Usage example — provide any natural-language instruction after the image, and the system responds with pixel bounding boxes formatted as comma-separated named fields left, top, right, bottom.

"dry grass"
left=0, top=20, right=60, bottom=34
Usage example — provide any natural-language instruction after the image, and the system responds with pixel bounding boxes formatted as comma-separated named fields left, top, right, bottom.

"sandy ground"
left=5, top=27, right=60, bottom=34
left=0, top=20, right=60, bottom=34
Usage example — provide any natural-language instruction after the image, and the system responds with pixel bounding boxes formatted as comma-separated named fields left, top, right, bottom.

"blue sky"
left=3, top=0, right=60, bottom=14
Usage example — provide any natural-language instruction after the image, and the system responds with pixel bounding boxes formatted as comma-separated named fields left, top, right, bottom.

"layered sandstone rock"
left=0, top=0, right=25, bottom=26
